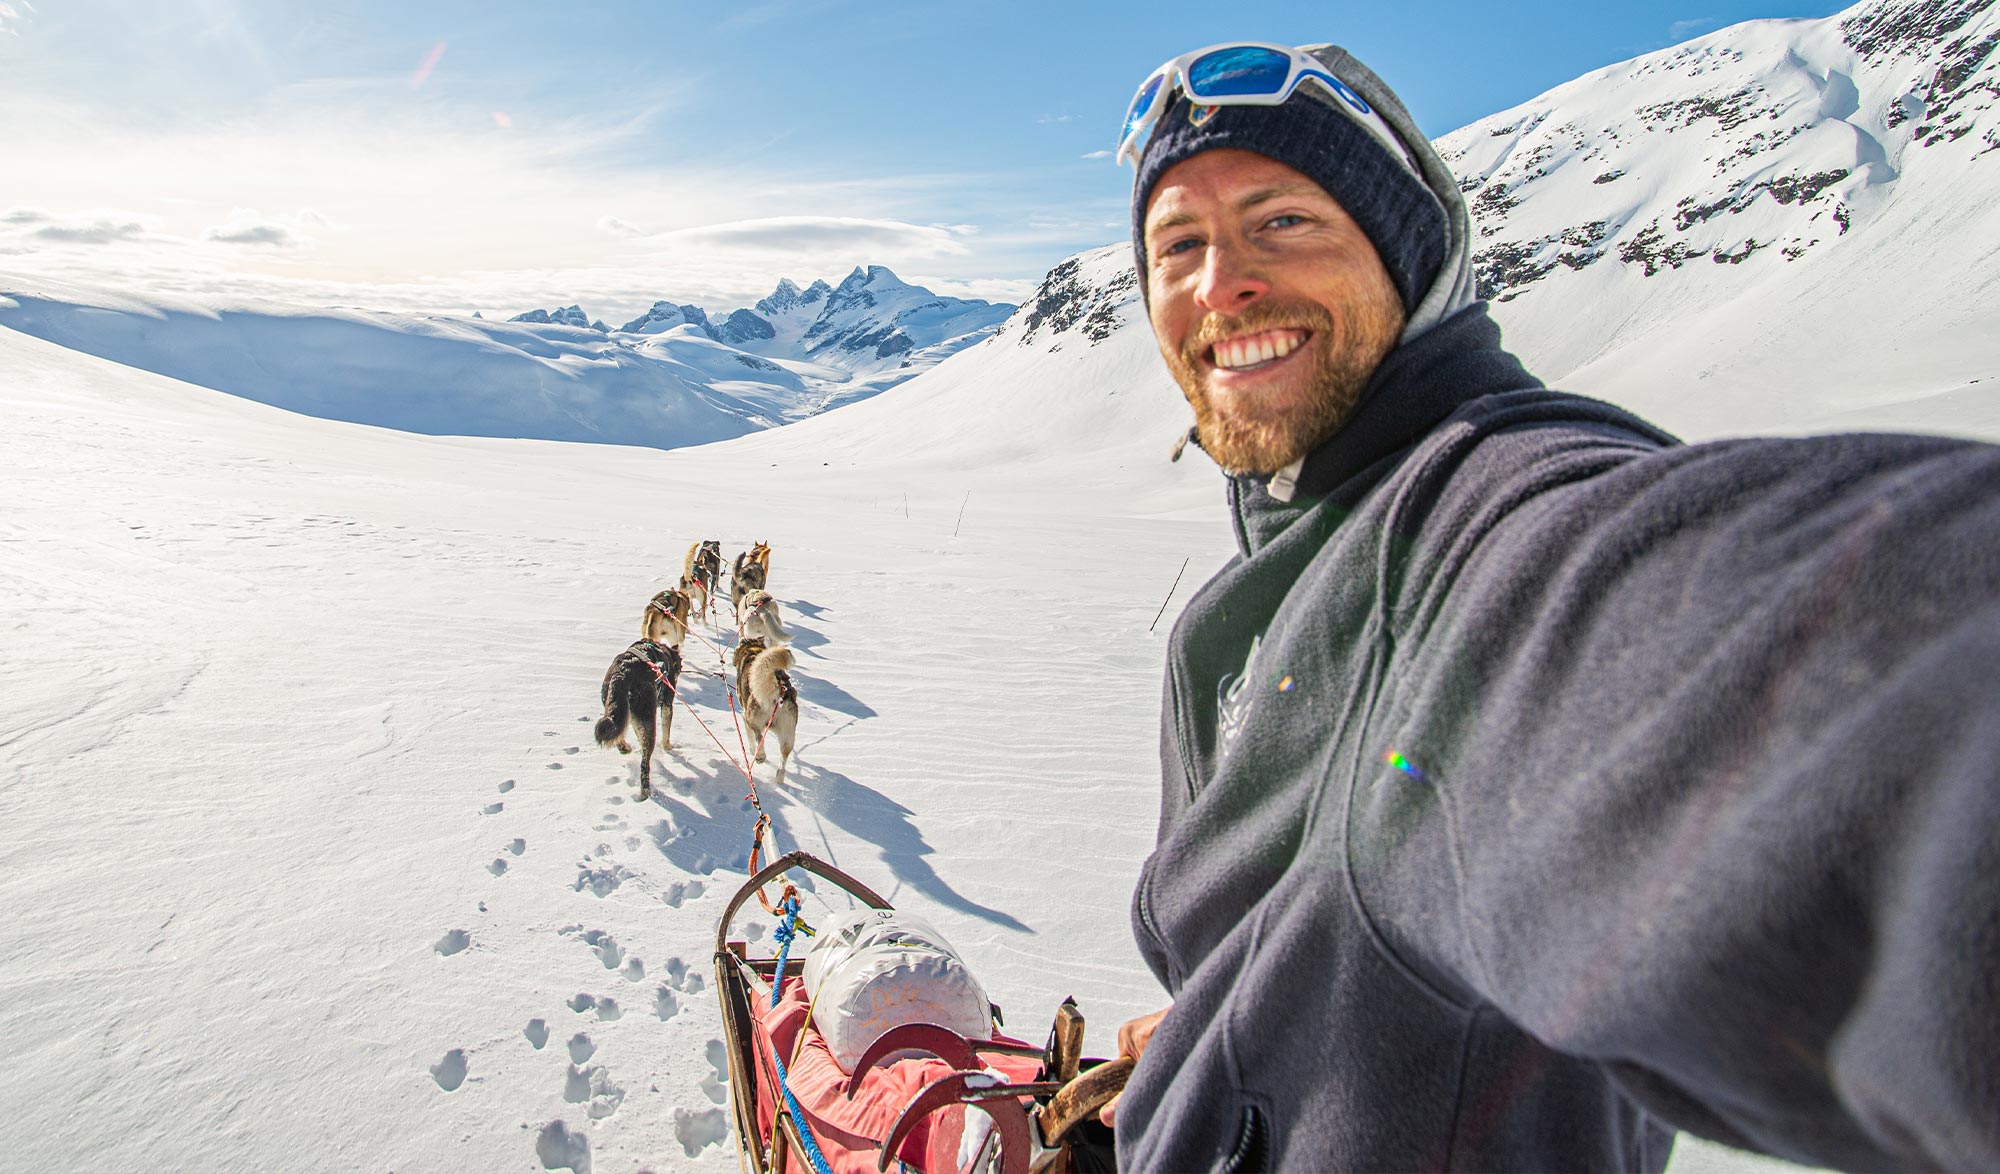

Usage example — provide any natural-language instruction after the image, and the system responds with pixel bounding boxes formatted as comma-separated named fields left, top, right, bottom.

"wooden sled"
left=715, top=849, right=1131, bottom=1173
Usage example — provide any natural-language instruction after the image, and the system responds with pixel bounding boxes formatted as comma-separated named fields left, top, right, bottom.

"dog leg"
left=774, top=705, right=797, bottom=786
left=634, top=695, right=657, bottom=800
left=748, top=701, right=768, bottom=764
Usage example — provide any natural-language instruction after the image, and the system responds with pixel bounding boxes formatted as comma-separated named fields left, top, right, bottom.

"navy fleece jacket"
left=1120, top=303, right=2000, bottom=1172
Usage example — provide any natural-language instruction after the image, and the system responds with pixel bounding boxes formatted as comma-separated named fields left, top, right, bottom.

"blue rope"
left=768, top=896, right=833, bottom=1174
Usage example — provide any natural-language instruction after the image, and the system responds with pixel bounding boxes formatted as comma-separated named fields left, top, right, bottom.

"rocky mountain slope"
left=1441, top=0, right=2000, bottom=434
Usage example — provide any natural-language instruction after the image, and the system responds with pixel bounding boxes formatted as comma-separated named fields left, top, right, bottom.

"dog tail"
left=750, top=646, right=795, bottom=699
left=595, top=689, right=629, bottom=747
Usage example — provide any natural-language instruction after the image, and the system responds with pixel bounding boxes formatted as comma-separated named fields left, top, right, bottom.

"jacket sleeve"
left=1359, top=420, right=2000, bottom=1172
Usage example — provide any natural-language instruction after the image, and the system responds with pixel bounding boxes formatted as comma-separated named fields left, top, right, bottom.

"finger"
left=1098, top=1093, right=1121, bottom=1128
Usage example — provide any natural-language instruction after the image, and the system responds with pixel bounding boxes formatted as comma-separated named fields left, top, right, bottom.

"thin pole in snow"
left=953, top=491, right=970, bottom=537
left=1149, top=558, right=1190, bottom=633
left=903, top=492, right=909, bottom=519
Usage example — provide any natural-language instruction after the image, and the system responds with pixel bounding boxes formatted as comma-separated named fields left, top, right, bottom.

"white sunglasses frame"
left=1114, top=42, right=1409, bottom=170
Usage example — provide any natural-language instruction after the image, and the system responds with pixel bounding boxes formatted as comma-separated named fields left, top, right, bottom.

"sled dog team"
left=594, top=540, right=798, bottom=799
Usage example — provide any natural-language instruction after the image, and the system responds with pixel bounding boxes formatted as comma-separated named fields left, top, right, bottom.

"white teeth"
left=1215, top=331, right=1302, bottom=369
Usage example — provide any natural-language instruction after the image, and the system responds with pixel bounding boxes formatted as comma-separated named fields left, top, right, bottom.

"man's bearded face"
left=1144, top=149, right=1407, bottom=475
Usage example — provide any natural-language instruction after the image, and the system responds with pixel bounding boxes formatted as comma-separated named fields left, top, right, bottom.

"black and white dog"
left=594, top=638, right=682, bottom=799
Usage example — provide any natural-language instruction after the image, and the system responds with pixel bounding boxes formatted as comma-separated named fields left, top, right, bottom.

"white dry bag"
left=799, top=907, right=992, bottom=1074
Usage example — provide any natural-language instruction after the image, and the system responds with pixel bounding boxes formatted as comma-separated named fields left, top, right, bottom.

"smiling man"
left=1105, top=40, right=2000, bottom=1174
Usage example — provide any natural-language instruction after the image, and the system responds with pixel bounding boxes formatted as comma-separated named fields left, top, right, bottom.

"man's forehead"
left=1143, top=151, right=1337, bottom=234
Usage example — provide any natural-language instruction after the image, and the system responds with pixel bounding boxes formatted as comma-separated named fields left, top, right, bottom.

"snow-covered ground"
left=0, top=278, right=1227, bottom=1172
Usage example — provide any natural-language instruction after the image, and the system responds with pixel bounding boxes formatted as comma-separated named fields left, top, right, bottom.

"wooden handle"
left=1038, top=1057, right=1135, bottom=1149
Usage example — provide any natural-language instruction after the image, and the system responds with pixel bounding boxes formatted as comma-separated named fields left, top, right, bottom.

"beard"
left=1161, top=294, right=1403, bottom=476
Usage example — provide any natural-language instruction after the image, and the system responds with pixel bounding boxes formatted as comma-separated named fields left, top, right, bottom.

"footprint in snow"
left=623, top=957, right=644, bottom=983
left=564, top=1063, right=626, bottom=1119
left=674, top=1107, right=728, bottom=1158
left=525, top=1019, right=550, bottom=1049
left=431, top=1048, right=468, bottom=1091
left=568, top=1032, right=595, bottom=1064
left=568, top=993, right=622, bottom=1020
left=574, top=863, right=632, bottom=897
left=655, top=987, right=679, bottom=1021
left=499, top=779, right=515, bottom=793
left=483, top=802, right=504, bottom=815
left=545, top=762, right=564, bottom=771
left=700, top=1038, right=729, bottom=1105
left=434, top=929, right=471, bottom=956
left=510, top=838, right=527, bottom=856
left=663, top=880, right=706, bottom=909
left=579, top=929, right=622, bottom=970
left=564, top=746, right=580, bottom=755
left=535, top=1119, right=591, bottom=1173
left=662, top=957, right=706, bottom=995
left=488, top=858, right=509, bottom=876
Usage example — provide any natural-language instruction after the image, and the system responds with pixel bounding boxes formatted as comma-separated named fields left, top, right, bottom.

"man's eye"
left=1266, top=214, right=1306, bottom=229
left=1158, top=237, right=1201, bottom=257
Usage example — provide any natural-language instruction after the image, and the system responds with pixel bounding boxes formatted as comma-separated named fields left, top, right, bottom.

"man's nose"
left=1194, top=243, right=1269, bottom=314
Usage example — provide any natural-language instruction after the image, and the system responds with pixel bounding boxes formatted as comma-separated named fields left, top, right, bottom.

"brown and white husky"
left=739, top=645, right=798, bottom=785
left=642, top=588, right=691, bottom=648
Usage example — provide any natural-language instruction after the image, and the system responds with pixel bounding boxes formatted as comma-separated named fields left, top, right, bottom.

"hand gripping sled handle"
left=1037, top=1057, right=1135, bottom=1150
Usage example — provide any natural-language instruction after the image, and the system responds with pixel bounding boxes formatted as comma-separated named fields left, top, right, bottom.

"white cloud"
left=597, top=216, right=648, bottom=238
left=1080, top=149, right=1113, bottom=160
left=0, top=1, right=34, bottom=37
left=1668, top=17, right=1719, bottom=40
left=204, top=207, right=333, bottom=249
left=1, top=206, right=159, bottom=246
left=901, top=273, right=1038, bottom=304
left=0, top=86, right=1090, bottom=327
left=654, top=216, right=973, bottom=257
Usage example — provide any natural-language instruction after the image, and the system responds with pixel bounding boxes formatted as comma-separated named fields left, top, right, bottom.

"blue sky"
left=0, top=0, right=1852, bottom=320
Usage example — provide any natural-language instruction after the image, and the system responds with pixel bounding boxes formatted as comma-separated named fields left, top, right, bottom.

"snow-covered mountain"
left=718, top=266, right=1017, bottom=411
left=524, top=267, right=1011, bottom=390
left=0, top=267, right=1016, bottom=448
left=0, top=282, right=814, bottom=448
left=511, top=304, right=609, bottom=332
left=1443, top=0, right=2000, bottom=435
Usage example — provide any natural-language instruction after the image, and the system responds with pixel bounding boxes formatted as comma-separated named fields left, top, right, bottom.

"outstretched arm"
left=1366, top=424, right=2000, bottom=1171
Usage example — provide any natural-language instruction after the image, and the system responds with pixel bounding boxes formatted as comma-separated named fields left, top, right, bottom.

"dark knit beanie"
left=1131, top=82, right=1447, bottom=315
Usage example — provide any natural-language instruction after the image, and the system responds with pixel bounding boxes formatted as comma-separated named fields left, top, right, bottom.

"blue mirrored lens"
left=1186, top=46, right=1293, bottom=99
left=1123, top=74, right=1165, bottom=140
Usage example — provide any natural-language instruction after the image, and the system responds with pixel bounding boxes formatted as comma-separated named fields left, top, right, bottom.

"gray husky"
left=736, top=588, right=791, bottom=646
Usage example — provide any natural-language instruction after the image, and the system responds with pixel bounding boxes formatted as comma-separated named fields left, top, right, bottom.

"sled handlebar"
left=715, top=849, right=893, bottom=954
